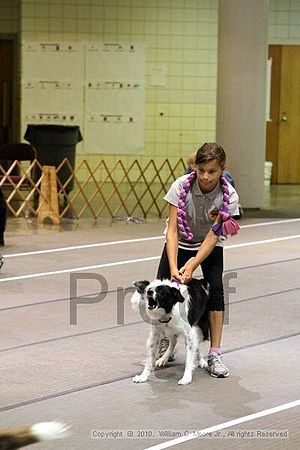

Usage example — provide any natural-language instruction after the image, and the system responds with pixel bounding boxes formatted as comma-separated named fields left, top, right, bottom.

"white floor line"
left=2, top=218, right=300, bottom=259
left=0, top=256, right=161, bottom=282
left=1, top=234, right=300, bottom=283
left=240, top=217, right=300, bottom=228
left=225, top=234, right=300, bottom=249
left=144, top=399, right=300, bottom=450
left=2, top=236, right=164, bottom=258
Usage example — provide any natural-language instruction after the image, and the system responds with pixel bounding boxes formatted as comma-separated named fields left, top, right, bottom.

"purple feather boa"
left=177, top=172, right=240, bottom=240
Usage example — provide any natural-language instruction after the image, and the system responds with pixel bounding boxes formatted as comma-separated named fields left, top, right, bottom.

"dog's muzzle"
left=147, top=291, right=157, bottom=310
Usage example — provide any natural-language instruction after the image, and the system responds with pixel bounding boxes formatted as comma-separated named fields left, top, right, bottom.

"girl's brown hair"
left=195, top=142, right=226, bottom=168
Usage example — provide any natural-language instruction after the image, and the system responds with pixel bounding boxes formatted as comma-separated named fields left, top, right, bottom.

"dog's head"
left=132, top=279, right=185, bottom=321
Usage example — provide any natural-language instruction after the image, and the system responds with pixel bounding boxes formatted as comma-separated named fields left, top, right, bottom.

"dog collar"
left=159, top=316, right=172, bottom=323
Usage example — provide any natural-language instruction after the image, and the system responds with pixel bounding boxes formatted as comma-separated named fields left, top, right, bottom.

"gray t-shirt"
left=164, top=174, right=239, bottom=250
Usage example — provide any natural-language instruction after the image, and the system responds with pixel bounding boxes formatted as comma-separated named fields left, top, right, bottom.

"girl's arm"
left=179, top=228, right=219, bottom=283
left=165, top=204, right=183, bottom=282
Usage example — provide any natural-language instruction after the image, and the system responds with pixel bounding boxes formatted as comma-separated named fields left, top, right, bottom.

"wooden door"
left=266, top=45, right=300, bottom=184
left=278, top=46, right=300, bottom=183
left=0, top=40, right=14, bottom=144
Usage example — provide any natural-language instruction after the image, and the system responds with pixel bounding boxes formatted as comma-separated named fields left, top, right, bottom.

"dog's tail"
left=0, top=422, right=71, bottom=449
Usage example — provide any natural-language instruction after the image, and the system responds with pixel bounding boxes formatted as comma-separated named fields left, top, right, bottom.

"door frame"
left=266, top=45, right=281, bottom=184
left=266, top=44, right=300, bottom=184
left=0, top=33, right=20, bottom=142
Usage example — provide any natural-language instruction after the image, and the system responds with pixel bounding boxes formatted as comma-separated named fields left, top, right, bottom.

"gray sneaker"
left=157, top=338, right=175, bottom=362
left=207, top=353, right=229, bottom=378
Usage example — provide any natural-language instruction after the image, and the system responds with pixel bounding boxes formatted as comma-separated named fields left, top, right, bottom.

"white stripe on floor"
left=143, top=399, right=300, bottom=450
left=240, top=217, right=300, bottom=228
left=0, top=256, right=161, bottom=282
left=3, top=218, right=300, bottom=259
left=224, top=234, right=300, bottom=249
left=0, top=234, right=300, bottom=283
left=2, top=236, right=164, bottom=258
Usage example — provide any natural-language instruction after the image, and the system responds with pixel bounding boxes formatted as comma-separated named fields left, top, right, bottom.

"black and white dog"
left=131, top=278, right=209, bottom=385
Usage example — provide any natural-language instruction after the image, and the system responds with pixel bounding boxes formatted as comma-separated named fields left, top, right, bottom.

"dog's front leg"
left=133, top=329, right=160, bottom=383
left=155, top=335, right=177, bottom=367
left=178, top=328, right=199, bottom=385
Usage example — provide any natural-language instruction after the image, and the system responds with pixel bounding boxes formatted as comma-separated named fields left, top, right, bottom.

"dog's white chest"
left=156, top=315, right=189, bottom=339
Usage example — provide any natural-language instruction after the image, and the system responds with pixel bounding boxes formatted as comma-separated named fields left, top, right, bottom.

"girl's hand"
left=179, top=264, right=194, bottom=284
left=170, top=268, right=184, bottom=284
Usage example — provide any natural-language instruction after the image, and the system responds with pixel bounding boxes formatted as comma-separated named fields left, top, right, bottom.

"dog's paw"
left=178, top=376, right=192, bottom=386
left=155, top=356, right=168, bottom=368
left=199, top=356, right=208, bottom=369
left=133, top=374, right=148, bottom=383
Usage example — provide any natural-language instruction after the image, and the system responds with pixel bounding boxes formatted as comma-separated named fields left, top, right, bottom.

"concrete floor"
left=0, top=185, right=300, bottom=450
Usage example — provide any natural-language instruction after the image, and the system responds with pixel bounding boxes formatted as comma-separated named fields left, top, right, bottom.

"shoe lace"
left=211, top=354, right=226, bottom=371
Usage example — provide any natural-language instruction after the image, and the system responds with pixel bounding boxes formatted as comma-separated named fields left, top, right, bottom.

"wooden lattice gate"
left=0, top=158, right=186, bottom=220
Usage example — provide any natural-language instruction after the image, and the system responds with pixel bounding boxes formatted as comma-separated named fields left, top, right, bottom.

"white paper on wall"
left=85, top=118, right=144, bottom=155
left=22, top=80, right=83, bottom=113
left=22, top=42, right=84, bottom=80
left=149, top=64, right=167, bottom=86
left=85, top=42, right=145, bottom=154
left=21, top=41, right=85, bottom=152
left=21, top=41, right=145, bottom=154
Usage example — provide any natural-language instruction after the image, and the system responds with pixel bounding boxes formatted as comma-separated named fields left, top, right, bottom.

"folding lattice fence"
left=0, top=158, right=186, bottom=220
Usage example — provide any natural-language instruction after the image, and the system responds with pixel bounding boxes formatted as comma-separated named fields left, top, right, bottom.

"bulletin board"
left=21, top=41, right=145, bottom=154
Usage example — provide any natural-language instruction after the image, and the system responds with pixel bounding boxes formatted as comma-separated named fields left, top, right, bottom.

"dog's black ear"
left=133, top=280, right=150, bottom=294
left=171, top=287, right=185, bottom=303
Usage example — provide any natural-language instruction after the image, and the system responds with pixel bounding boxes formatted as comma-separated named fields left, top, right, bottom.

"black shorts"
left=156, top=244, right=224, bottom=311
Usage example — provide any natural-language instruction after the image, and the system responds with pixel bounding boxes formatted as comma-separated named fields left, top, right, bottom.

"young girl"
left=157, top=142, right=240, bottom=378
